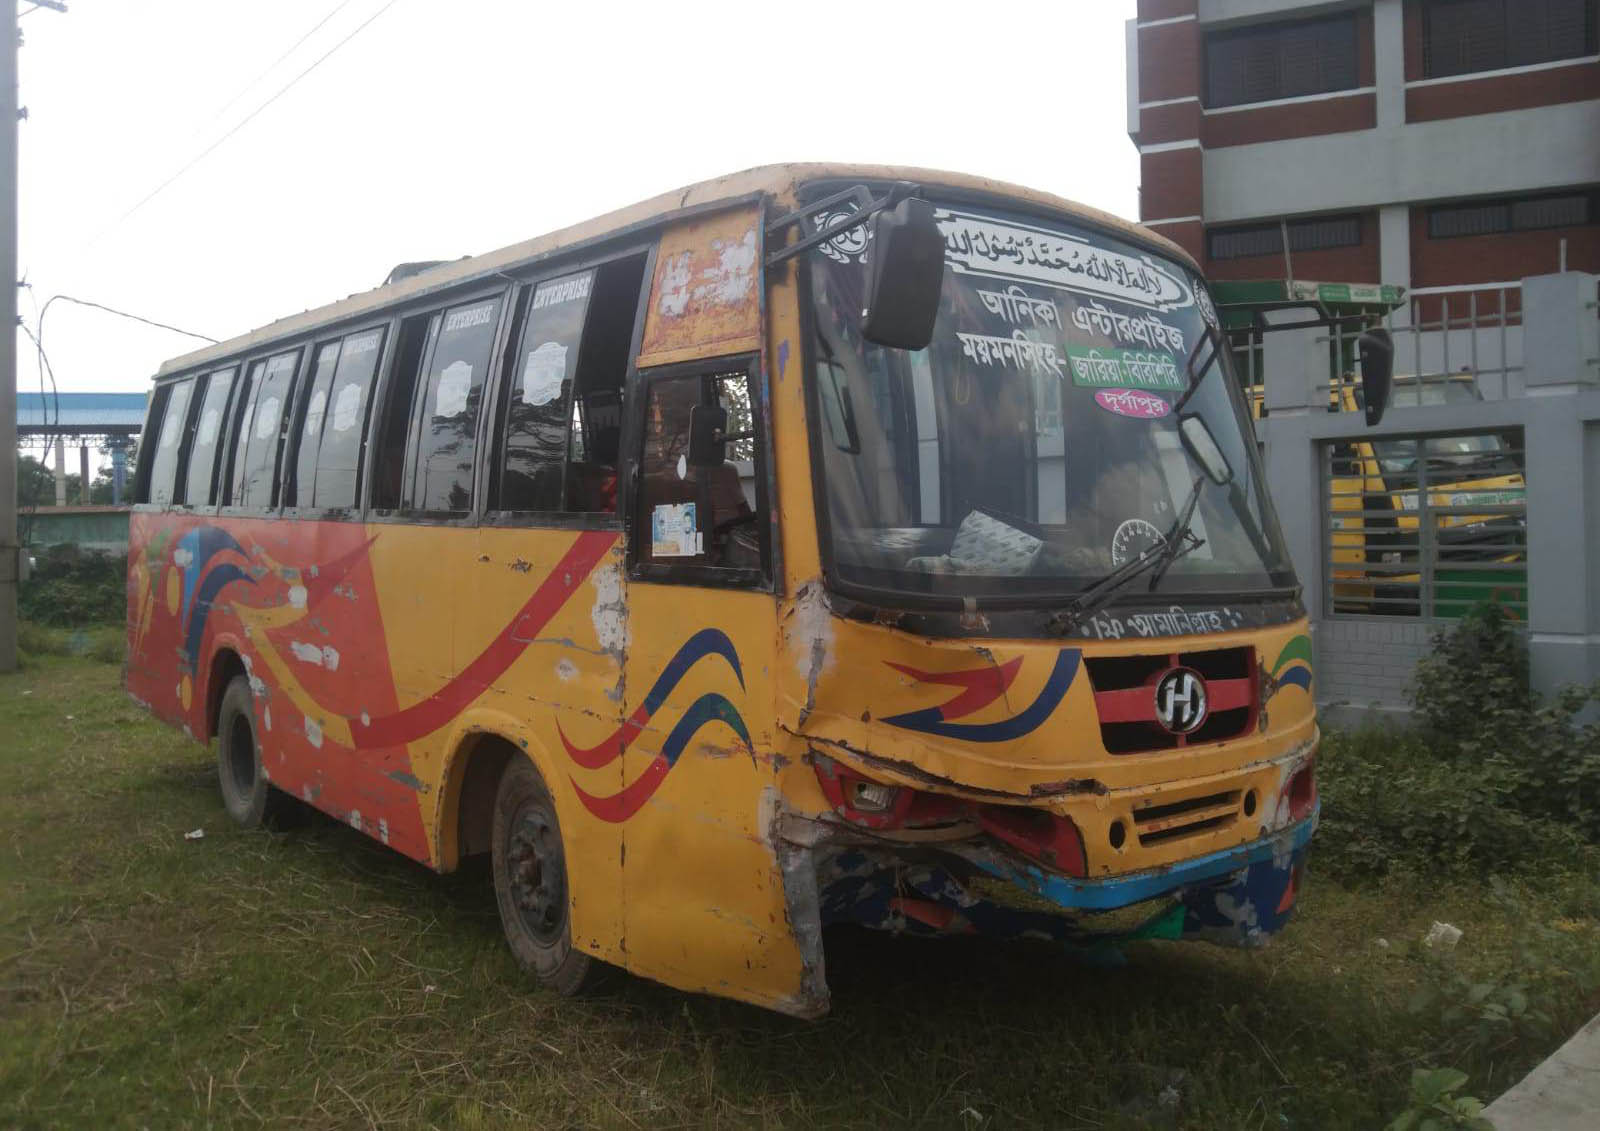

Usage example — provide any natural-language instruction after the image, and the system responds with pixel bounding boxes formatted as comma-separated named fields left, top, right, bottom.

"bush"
left=1318, top=603, right=1600, bottom=878
left=18, top=543, right=127, bottom=626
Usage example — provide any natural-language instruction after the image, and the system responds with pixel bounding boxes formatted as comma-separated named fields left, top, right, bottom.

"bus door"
left=610, top=208, right=806, bottom=1008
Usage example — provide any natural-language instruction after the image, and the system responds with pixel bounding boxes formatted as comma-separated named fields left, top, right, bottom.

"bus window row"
left=136, top=251, right=652, bottom=522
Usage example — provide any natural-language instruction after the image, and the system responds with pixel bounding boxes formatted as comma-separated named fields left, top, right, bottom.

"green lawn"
left=2, top=641, right=1597, bottom=1129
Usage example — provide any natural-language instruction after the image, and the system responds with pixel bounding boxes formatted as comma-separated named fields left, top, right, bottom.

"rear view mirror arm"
left=765, top=181, right=922, bottom=267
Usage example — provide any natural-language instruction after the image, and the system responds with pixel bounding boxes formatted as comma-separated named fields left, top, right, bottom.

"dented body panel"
left=129, top=164, right=1320, bottom=1019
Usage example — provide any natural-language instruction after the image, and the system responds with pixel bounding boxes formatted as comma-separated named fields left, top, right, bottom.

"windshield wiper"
left=1146, top=475, right=1207, bottom=591
left=1047, top=477, right=1208, bottom=636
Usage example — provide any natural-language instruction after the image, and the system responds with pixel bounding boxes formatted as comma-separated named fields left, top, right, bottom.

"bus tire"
left=215, top=674, right=296, bottom=829
left=491, top=756, right=594, bottom=996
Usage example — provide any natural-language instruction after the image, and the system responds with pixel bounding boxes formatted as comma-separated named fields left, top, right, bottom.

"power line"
left=38, top=293, right=217, bottom=344
left=90, top=0, right=405, bottom=245
left=203, top=0, right=360, bottom=130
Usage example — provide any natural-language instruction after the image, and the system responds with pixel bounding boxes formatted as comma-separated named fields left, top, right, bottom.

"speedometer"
left=1111, top=518, right=1163, bottom=566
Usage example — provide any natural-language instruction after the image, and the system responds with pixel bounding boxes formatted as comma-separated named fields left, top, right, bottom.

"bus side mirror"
left=1358, top=328, right=1394, bottom=426
left=861, top=197, right=945, bottom=351
left=687, top=403, right=728, bottom=467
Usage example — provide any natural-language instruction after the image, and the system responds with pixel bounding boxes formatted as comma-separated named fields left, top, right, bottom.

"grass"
left=2, top=639, right=1599, bottom=1129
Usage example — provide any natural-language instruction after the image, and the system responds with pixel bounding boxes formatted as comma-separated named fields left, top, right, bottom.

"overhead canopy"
left=16, top=391, right=147, bottom=437
left=1212, top=279, right=1406, bottom=333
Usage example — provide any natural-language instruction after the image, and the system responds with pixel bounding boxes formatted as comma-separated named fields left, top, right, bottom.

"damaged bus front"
left=764, top=185, right=1378, bottom=993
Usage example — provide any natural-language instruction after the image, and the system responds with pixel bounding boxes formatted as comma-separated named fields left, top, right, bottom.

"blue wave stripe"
left=178, top=526, right=246, bottom=630
left=181, top=564, right=251, bottom=671
left=883, top=649, right=1081, bottom=743
left=642, top=628, right=743, bottom=716
left=660, top=692, right=751, bottom=766
left=1276, top=664, right=1313, bottom=692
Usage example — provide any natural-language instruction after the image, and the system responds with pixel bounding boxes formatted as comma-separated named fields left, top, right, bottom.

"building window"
left=1423, top=0, right=1597, bottom=79
left=1205, top=12, right=1360, bottom=108
left=1428, top=190, right=1598, bottom=238
left=1208, top=215, right=1364, bottom=260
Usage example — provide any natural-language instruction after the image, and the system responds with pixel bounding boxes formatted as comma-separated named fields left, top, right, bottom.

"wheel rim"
left=226, top=713, right=256, bottom=798
left=506, top=802, right=566, bottom=944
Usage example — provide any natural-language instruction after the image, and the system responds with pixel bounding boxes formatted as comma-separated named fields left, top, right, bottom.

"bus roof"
left=155, top=162, right=1196, bottom=379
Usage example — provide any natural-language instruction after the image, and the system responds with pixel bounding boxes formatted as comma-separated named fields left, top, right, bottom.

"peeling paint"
left=788, top=582, right=833, bottom=730
left=692, top=230, right=756, bottom=306
left=555, top=658, right=578, bottom=682
left=304, top=716, right=323, bottom=748
left=386, top=769, right=423, bottom=791
left=589, top=560, right=628, bottom=657
left=287, top=584, right=308, bottom=608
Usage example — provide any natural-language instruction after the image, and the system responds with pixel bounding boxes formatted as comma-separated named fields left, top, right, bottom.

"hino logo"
left=1154, top=668, right=1208, bottom=734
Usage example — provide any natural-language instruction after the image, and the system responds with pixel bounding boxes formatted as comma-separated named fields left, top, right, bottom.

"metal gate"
left=1321, top=424, right=1528, bottom=621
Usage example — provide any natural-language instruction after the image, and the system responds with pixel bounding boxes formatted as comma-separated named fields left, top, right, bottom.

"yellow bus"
left=126, top=164, right=1388, bottom=1017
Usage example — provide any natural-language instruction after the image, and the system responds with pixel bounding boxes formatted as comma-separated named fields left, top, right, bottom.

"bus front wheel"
left=491, top=757, right=595, bottom=995
left=215, top=675, right=297, bottom=828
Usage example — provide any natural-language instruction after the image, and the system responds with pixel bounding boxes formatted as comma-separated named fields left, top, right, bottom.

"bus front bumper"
left=803, top=807, right=1317, bottom=951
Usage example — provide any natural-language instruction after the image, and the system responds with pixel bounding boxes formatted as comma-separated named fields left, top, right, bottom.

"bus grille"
left=1132, top=789, right=1242, bottom=846
left=1085, top=647, right=1257, bottom=754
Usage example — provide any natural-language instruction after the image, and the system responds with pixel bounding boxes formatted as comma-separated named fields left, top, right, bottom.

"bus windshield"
left=807, top=201, right=1295, bottom=604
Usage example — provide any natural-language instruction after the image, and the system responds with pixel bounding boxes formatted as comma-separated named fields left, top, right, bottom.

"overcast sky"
left=17, top=0, right=1139, bottom=435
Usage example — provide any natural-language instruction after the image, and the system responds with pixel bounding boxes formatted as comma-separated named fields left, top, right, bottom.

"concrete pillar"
left=110, top=442, right=128, bottom=505
left=1518, top=273, right=1599, bottom=698
left=53, top=438, right=66, bottom=506
left=1373, top=0, right=1406, bottom=131
left=78, top=444, right=90, bottom=504
left=1523, top=272, right=1600, bottom=392
left=1261, top=309, right=1324, bottom=414
left=1378, top=205, right=1411, bottom=311
left=1259, top=309, right=1327, bottom=617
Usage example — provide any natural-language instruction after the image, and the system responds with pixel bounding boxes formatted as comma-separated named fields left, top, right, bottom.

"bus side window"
left=491, top=252, right=648, bottom=517
left=141, top=377, right=194, bottom=508
left=497, top=268, right=594, bottom=512
left=180, top=366, right=237, bottom=507
left=370, top=312, right=439, bottom=511
left=313, top=326, right=385, bottom=509
left=230, top=349, right=301, bottom=510
left=286, top=340, right=342, bottom=508
left=403, top=295, right=503, bottom=514
left=568, top=252, right=648, bottom=513
left=633, top=360, right=767, bottom=581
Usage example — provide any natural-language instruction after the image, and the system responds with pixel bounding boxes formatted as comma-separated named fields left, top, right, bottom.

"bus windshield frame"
left=798, top=193, right=1298, bottom=615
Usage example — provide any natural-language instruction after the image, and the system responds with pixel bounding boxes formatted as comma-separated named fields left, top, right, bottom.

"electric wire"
left=90, top=0, right=405, bottom=245
left=38, top=294, right=217, bottom=345
left=202, top=0, right=360, bottom=129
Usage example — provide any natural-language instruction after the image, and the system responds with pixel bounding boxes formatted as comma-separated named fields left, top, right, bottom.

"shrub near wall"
left=18, top=544, right=127, bottom=626
left=1318, top=604, right=1600, bottom=878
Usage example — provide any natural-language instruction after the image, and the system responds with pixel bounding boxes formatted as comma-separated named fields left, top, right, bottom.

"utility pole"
left=2, top=0, right=63, bottom=671
left=2, top=0, right=21, bottom=673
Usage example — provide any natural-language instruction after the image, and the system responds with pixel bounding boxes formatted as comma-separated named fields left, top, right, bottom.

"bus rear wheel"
left=215, top=674, right=296, bottom=828
left=491, top=757, right=595, bottom=995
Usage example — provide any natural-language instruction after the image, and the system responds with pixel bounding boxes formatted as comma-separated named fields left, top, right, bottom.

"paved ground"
left=1485, top=1012, right=1600, bottom=1130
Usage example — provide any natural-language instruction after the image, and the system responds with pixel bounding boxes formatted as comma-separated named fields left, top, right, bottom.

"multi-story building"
left=1126, top=0, right=1598, bottom=308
